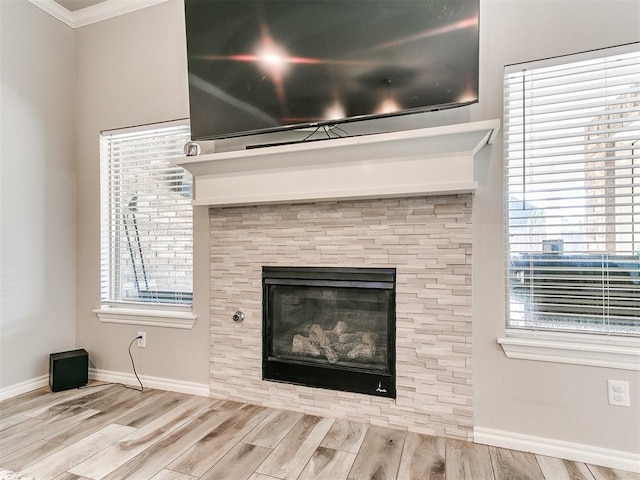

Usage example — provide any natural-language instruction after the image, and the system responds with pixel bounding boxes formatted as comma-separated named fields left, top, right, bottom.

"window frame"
left=499, top=43, right=640, bottom=370
left=94, top=119, right=197, bottom=329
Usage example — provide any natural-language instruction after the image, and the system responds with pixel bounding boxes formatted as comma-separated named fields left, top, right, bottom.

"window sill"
left=498, top=329, right=640, bottom=371
left=93, top=306, right=196, bottom=330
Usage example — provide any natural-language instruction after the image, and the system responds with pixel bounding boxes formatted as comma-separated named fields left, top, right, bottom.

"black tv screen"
left=184, top=0, right=479, bottom=141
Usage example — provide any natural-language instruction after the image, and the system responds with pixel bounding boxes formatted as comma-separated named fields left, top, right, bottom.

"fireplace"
left=208, top=195, right=474, bottom=440
left=262, top=266, right=396, bottom=398
left=191, top=121, right=492, bottom=440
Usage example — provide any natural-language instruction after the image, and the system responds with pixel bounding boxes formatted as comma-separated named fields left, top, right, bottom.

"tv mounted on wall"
left=184, top=0, right=479, bottom=141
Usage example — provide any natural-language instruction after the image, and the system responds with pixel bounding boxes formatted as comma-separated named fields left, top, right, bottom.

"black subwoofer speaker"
left=49, top=349, right=89, bottom=392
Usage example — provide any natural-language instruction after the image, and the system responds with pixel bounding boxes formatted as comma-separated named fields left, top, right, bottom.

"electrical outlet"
left=137, top=331, right=146, bottom=348
left=608, top=380, right=630, bottom=407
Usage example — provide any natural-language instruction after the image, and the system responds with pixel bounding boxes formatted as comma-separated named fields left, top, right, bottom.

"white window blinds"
left=504, top=43, right=640, bottom=335
left=100, top=122, right=193, bottom=307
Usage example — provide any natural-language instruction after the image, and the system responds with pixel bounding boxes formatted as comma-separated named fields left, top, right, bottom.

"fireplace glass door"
left=262, top=267, right=396, bottom=398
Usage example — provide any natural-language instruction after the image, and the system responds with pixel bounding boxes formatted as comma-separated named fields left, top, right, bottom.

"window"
left=504, top=44, right=640, bottom=337
left=99, top=121, right=193, bottom=317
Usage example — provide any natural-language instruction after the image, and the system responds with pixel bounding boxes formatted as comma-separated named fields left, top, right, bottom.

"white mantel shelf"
left=175, top=119, right=500, bottom=207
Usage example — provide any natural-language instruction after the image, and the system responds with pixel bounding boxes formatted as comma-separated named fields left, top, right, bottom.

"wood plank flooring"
left=0, top=384, right=637, bottom=480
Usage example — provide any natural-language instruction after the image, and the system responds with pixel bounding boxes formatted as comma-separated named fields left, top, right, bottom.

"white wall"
left=74, top=0, right=210, bottom=386
left=0, top=0, right=76, bottom=392
left=71, top=0, right=640, bottom=455
left=471, top=0, right=640, bottom=454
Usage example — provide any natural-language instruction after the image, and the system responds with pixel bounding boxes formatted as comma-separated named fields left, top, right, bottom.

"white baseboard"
left=0, top=370, right=209, bottom=401
left=0, top=374, right=49, bottom=402
left=89, top=368, right=209, bottom=397
left=474, top=426, right=640, bottom=473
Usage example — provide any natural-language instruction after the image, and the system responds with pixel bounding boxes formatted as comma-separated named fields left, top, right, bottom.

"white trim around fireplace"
left=175, top=120, right=500, bottom=207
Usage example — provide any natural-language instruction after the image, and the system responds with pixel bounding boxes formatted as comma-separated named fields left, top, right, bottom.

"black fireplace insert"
left=262, top=266, right=396, bottom=398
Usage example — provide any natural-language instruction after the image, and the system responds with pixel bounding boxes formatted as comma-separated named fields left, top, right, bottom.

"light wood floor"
left=0, top=384, right=637, bottom=480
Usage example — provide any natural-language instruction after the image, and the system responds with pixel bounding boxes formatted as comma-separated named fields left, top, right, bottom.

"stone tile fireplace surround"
left=176, top=120, right=500, bottom=441
left=209, top=195, right=473, bottom=440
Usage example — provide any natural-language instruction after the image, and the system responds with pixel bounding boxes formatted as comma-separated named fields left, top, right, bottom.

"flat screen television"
left=184, top=0, right=479, bottom=141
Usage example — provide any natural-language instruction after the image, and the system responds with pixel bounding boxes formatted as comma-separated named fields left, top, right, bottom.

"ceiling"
left=53, top=0, right=107, bottom=12
left=30, top=0, right=169, bottom=28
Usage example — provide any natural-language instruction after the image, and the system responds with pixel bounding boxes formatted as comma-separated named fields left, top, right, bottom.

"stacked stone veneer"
left=209, top=195, right=473, bottom=440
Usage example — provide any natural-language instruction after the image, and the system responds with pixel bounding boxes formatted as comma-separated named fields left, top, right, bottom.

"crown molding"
left=72, top=0, right=172, bottom=28
left=27, top=0, right=171, bottom=28
left=27, top=0, right=74, bottom=27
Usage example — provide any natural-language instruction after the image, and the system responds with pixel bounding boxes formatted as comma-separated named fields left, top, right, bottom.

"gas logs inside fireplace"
left=291, top=321, right=376, bottom=363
